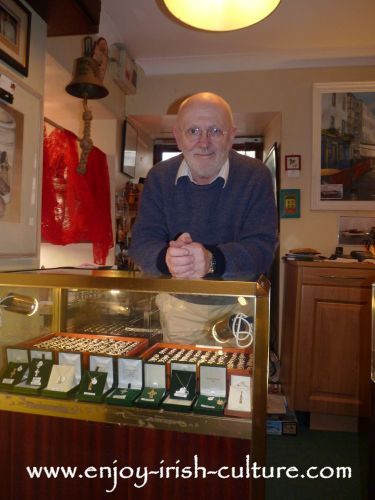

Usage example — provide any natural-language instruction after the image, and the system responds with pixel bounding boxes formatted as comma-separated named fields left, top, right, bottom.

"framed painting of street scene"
left=312, top=82, right=375, bottom=210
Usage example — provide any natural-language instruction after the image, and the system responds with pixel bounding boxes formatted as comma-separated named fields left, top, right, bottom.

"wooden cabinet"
left=281, top=261, right=375, bottom=425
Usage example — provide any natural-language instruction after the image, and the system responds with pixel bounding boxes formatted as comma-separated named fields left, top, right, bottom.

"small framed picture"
left=280, top=189, right=301, bottom=218
left=0, top=0, right=31, bottom=76
left=285, top=155, right=301, bottom=171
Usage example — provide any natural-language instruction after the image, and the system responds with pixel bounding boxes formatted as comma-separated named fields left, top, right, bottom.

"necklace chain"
left=175, top=372, right=193, bottom=390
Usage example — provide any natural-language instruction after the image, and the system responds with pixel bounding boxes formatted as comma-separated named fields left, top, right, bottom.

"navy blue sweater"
left=128, top=150, right=277, bottom=279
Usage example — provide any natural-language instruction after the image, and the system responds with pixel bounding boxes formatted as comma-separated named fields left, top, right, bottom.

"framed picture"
left=0, top=82, right=42, bottom=266
left=121, top=120, right=137, bottom=178
left=0, top=0, right=31, bottom=76
left=285, top=155, right=301, bottom=171
left=338, top=216, right=375, bottom=246
left=312, top=82, right=375, bottom=210
left=280, top=189, right=300, bottom=218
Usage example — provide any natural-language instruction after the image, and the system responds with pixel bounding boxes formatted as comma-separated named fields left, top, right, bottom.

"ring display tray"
left=16, top=332, right=149, bottom=368
left=141, top=342, right=253, bottom=381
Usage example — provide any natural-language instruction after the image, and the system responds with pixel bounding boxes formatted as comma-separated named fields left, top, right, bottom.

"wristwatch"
left=208, top=254, right=217, bottom=274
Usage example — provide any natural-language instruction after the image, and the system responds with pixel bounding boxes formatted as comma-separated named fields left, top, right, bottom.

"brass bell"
left=65, top=56, right=108, bottom=99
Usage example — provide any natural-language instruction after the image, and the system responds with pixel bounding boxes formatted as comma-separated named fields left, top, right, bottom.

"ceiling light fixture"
left=162, top=0, right=281, bottom=31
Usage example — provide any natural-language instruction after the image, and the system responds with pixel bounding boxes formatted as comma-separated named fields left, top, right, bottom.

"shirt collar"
left=175, top=158, right=229, bottom=187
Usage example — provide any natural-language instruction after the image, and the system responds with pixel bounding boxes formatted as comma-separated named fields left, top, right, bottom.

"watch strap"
left=204, top=245, right=225, bottom=277
left=208, top=254, right=217, bottom=274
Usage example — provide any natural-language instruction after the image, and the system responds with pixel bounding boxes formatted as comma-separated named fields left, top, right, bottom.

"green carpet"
left=266, top=414, right=368, bottom=500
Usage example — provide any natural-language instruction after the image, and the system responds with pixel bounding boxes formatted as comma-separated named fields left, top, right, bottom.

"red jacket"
left=42, top=128, right=113, bottom=265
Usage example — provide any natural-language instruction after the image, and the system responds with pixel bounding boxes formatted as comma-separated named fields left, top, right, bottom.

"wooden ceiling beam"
left=27, top=0, right=101, bottom=36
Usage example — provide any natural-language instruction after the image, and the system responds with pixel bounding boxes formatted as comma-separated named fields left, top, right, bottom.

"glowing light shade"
left=163, top=0, right=281, bottom=31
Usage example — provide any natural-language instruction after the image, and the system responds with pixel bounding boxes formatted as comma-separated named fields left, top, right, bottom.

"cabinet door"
left=295, top=284, right=371, bottom=416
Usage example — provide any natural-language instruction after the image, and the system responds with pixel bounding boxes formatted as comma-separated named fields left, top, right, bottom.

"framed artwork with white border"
left=312, top=82, right=375, bottom=210
left=0, top=75, right=42, bottom=267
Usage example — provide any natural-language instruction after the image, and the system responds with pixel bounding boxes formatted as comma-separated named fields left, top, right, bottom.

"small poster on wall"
left=280, top=189, right=300, bottom=218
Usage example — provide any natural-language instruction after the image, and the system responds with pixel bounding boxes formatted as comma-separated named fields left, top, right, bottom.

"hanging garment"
left=42, top=128, right=113, bottom=265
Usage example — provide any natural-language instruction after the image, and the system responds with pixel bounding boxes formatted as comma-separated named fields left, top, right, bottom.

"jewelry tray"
left=14, top=332, right=149, bottom=369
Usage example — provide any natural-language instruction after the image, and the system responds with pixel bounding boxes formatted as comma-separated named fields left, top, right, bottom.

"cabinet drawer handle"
left=319, top=275, right=363, bottom=280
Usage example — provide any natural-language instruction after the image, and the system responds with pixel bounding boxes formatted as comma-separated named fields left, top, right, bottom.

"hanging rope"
left=77, top=97, right=93, bottom=174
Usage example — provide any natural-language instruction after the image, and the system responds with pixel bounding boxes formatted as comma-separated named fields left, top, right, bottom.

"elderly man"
left=128, top=92, right=277, bottom=344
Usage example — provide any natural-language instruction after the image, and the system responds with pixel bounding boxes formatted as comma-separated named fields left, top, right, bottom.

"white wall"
left=0, top=2, right=47, bottom=271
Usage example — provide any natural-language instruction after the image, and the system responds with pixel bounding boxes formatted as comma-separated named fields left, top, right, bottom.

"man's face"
left=174, top=100, right=235, bottom=184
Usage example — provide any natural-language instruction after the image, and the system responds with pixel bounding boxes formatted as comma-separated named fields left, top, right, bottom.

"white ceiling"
left=45, top=0, right=375, bottom=138
left=100, top=0, right=375, bottom=75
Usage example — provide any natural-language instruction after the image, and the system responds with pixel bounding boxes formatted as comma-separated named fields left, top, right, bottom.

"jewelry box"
left=134, top=362, right=167, bottom=409
left=13, top=351, right=54, bottom=395
left=106, top=357, right=143, bottom=406
left=193, top=364, right=227, bottom=416
left=0, top=348, right=29, bottom=391
left=41, top=351, right=83, bottom=399
left=162, top=361, right=197, bottom=413
left=224, top=374, right=252, bottom=418
left=6, top=347, right=29, bottom=364
left=78, top=354, right=114, bottom=402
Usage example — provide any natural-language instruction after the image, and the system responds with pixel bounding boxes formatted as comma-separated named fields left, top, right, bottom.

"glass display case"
left=0, top=269, right=270, bottom=500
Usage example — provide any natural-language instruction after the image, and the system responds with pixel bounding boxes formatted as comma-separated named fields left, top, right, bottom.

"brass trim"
left=0, top=271, right=269, bottom=297
left=0, top=393, right=251, bottom=439
left=51, top=288, right=62, bottom=331
left=251, top=292, right=269, bottom=500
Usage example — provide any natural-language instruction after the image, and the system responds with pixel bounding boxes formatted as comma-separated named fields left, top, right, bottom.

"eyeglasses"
left=182, top=126, right=228, bottom=141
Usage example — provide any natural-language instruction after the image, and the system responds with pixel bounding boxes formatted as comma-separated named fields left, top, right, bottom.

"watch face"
left=93, top=37, right=109, bottom=80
